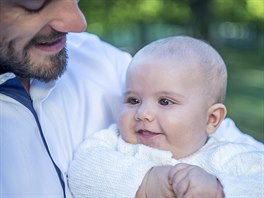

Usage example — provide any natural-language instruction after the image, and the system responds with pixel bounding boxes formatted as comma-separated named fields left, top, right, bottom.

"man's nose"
left=48, top=0, right=87, bottom=33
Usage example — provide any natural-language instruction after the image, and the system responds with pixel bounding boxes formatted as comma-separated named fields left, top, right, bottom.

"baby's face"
left=118, top=55, right=210, bottom=159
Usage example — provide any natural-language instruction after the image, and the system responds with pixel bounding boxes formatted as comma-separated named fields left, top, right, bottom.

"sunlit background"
left=79, top=0, right=263, bottom=142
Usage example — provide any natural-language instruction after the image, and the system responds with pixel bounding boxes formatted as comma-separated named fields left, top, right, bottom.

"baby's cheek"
left=122, top=133, right=138, bottom=144
left=118, top=109, right=138, bottom=143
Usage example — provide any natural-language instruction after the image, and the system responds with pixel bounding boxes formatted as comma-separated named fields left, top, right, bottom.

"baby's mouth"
left=137, top=129, right=162, bottom=138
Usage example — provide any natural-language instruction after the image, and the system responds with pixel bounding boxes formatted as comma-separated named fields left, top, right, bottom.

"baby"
left=68, top=36, right=263, bottom=198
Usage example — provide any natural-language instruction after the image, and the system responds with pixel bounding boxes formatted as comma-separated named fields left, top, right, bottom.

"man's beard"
left=0, top=31, right=68, bottom=82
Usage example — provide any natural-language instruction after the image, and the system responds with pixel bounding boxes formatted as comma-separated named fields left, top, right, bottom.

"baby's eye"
left=159, top=98, right=174, bottom=106
left=126, top=97, right=140, bottom=105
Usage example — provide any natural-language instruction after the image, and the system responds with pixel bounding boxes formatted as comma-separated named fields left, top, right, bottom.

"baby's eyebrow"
left=123, top=90, right=136, bottom=96
left=157, top=91, right=186, bottom=98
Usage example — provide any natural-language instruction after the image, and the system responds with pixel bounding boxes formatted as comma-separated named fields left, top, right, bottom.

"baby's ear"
left=206, top=103, right=227, bottom=135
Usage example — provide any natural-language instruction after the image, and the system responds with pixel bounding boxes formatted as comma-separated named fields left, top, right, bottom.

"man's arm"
left=215, top=150, right=264, bottom=197
left=213, top=118, right=264, bottom=150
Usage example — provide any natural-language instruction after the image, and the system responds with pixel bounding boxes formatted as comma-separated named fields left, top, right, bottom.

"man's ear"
left=206, top=103, right=227, bottom=135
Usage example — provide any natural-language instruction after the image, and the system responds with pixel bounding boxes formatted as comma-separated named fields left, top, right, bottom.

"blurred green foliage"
left=79, top=0, right=263, bottom=142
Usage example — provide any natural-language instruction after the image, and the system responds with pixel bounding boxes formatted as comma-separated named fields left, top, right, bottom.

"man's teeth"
left=39, top=40, right=57, bottom=45
left=38, top=41, right=50, bottom=45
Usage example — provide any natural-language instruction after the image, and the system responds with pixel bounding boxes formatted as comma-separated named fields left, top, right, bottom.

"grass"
left=218, top=46, right=264, bottom=142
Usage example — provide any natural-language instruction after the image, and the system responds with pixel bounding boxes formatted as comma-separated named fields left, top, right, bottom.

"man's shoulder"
left=67, top=32, right=131, bottom=57
left=66, top=32, right=131, bottom=73
left=67, top=32, right=101, bottom=48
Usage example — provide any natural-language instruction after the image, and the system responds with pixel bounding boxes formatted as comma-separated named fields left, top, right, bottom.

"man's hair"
left=132, top=35, right=227, bottom=104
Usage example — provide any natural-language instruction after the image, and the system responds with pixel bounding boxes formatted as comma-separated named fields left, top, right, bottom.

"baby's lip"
left=136, top=129, right=163, bottom=144
left=137, top=129, right=159, bottom=134
left=137, top=129, right=163, bottom=138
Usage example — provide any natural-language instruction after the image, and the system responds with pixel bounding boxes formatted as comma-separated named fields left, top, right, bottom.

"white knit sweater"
left=68, top=124, right=264, bottom=198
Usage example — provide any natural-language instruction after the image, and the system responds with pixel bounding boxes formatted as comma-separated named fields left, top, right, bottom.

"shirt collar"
left=0, top=72, right=16, bottom=85
left=0, top=72, right=57, bottom=102
left=30, top=78, right=57, bottom=103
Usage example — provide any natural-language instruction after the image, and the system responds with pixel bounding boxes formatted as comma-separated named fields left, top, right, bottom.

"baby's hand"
left=168, top=163, right=224, bottom=198
left=136, top=165, right=176, bottom=198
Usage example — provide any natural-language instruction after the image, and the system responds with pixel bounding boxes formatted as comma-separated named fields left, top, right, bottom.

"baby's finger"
left=172, top=174, right=190, bottom=198
left=182, top=188, right=193, bottom=198
left=168, top=163, right=190, bottom=184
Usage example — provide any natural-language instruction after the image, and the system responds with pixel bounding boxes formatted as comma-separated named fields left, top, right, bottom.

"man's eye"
left=19, top=0, right=46, bottom=13
left=159, top=98, right=174, bottom=106
left=126, top=97, right=140, bottom=105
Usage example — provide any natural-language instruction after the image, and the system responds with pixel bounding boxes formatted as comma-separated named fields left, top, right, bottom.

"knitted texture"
left=68, top=124, right=264, bottom=198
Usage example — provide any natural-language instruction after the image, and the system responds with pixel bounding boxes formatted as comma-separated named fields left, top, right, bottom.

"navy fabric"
left=0, top=77, right=66, bottom=198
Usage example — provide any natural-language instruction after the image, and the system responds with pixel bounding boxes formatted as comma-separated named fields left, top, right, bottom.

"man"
left=0, top=0, right=263, bottom=197
left=0, top=0, right=130, bottom=197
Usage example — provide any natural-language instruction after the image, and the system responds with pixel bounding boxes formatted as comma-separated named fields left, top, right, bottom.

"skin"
left=168, top=163, right=224, bottom=198
left=136, top=166, right=175, bottom=198
left=119, top=54, right=222, bottom=159
left=0, top=0, right=87, bottom=91
left=136, top=164, right=224, bottom=198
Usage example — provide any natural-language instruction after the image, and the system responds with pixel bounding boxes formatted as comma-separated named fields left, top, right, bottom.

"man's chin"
left=32, top=69, right=65, bottom=82
left=29, top=48, right=68, bottom=82
left=31, top=64, right=67, bottom=82
left=0, top=43, right=68, bottom=82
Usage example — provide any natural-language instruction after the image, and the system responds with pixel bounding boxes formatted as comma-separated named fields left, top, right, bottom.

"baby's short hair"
left=133, top=36, right=227, bottom=104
